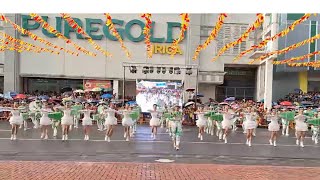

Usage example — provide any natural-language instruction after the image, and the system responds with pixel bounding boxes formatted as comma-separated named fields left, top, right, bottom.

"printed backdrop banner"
left=83, top=80, right=112, bottom=90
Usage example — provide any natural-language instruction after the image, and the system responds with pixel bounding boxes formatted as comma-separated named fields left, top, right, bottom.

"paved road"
left=0, top=121, right=319, bottom=166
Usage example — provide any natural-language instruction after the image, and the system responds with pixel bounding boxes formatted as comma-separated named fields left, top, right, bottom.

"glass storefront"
left=216, top=67, right=256, bottom=101
left=24, top=78, right=83, bottom=93
left=0, top=76, right=3, bottom=93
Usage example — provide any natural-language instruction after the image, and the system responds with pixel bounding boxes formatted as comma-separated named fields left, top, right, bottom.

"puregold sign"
left=152, top=44, right=183, bottom=55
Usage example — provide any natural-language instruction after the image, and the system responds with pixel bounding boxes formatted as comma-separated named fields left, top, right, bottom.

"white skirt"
left=40, top=117, right=52, bottom=126
left=268, top=122, right=280, bottom=131
left=105, top=117, right=117, bottom=125
left=221, top=120, right=232, bottom=129
left=150, top=118, right=160, bottom=127
left=196, top=119, right=207, bottom=127
left=82, top=117, right=93, bottom=126
left=122, top=117, right=133, bottom=126
left=244, top=120, right=257, bottom=130
left=9, top=116, right=23, bottom=125
left=61, top=116, right=73, bottom=125
left=295, top=121, right=308, bottom=132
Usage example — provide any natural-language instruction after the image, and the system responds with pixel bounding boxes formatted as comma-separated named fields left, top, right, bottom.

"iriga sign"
left=21, top=15, right=186, bottom=43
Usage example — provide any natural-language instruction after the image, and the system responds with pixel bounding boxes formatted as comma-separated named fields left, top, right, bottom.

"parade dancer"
left=72, top=102, right=83, bottom=129
left=221, top=106, right=234, bottom=144
left=18, top=101, right=28, bottom=131
left=294, top=109, right=308, bottom=147
left=130, top=105, right=140, bottom=137
left=149, top=104, right=161, bottom=140
left=96, top=101, right=106, bottom=131
left=8, top=103, right=23, bottom=140
left=267, top=109, right=280, bottom=147
left=104, top=103, right=118, bottom=142
left=120, top=105, right=134, bottom=141
left=311, top=124, right=319, bottom=144
left=244, top=107, right=258, bottom=147
left=60, top=101, right=73, bottom=141
left=79, top=103, right=94, bottom=141
left=281, top=109, right=290, bottom=136
left=171, top=105, right=183, bottom=150
left=195, top=106, right=207, bottom=141
left=50, top=106, right=62, bottom=138
left=29, top=99, right=42, bottom=129
left=39, top=101, right=53, bottom=140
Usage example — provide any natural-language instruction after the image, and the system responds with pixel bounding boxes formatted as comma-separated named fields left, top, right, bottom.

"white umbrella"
left=74, top=89, right=84, bottom=93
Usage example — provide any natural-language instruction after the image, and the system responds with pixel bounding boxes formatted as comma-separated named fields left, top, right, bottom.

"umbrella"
left=258, top=99, right=264, bottom=103
left=101, top=93, right=113, bottom=99
left=287, top=106, right=296, bottom=109
left=127, top=101, right=137, bottom=105
left=39, top=95, right=49, bottom=100
left=61, top=87, right=72, bottom=93
left=274, top=105, right=281, bottom=109
left=184, top=101, right=195, bottom=107
left=186, top=88, right=195, bottom=92
left=301, top=101, right=313, bottom=105
left=91, top=87, right=102, bottom=92
left=197, top=94, right=204, bottom=97
left=219, top=102, right=229, bottom=105
left=14, top=94, right=26, bottom=99
left=0, top=94, right=3, bottom=98
left=63, top=92, right=73, bottom=96
left=280, top=101, right=292, bottom=106
left=74, top=89, right=84, bottom=93
left=27, top=96, right=37, bottom=100
left=225, top=97, right=235, bottom=101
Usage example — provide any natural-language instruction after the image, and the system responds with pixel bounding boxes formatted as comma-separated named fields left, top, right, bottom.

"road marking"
left=0, top=138, right=318, bottom=148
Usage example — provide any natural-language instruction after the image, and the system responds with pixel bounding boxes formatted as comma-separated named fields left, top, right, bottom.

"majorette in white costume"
left=294, top=109, right=308, bottom=148
left=80, top=103, right=94, bottom=141
left=243, top=108, right=257, bottom=147
left=39, top=102, right=53, bottom=140
left=104, top=104, right=118, bottom=142
left=267, top=109, right=279, bottom=147
left=120, top=104, right=133, bottom=141
left=221, top=106, right=234, bottom=144
left=149, top=104, right=161, bottom=140
left=60, top=101, right=73, bottom=141
left=195, top=106, right=207, bottom=141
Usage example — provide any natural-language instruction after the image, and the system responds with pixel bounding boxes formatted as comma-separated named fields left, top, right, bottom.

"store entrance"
left=216, top=67, right=257, bottom=102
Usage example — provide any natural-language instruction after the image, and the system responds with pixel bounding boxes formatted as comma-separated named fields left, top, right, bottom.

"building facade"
left=1, top=13, right=270, bottom=103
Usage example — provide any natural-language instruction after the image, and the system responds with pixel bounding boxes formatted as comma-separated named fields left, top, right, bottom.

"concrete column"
left=4, top=14, right=21, bottom=93
left=263, top=13, right=278, bottom=109
left=264, top=60, right=273, bottom=109
left=255, top=65, right=261, bottom=101
left=182, top=14, right=201, bottom=102
left=113, top=80, right=119, bottom=99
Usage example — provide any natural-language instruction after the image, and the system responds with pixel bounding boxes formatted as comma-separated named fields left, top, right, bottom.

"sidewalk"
left=0, top=161, right=319, bottom=180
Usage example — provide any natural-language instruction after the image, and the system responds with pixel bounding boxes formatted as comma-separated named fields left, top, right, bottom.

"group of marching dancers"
left=194, top=105, right=320, bottom=148
left=4, top=99, right=140, bottom=142
left=3, top=99, right=320, bottom=150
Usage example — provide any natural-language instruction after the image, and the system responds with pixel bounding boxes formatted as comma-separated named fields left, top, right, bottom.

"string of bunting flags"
left=29, top=13, right=97, bottom=57
left=105, top=13, right=131, bottom=59
left=234, top=13, right=314, bottom=62
left=61, top=13, right=112, bottom=57
left=192, top=13, right=227, bottom=60
left=141, top=13, right=152, bottom=58
left=0, top=14, right=80, bottom=56
left=287, top=61, right=320, bottom=68
left=273, top=51, right=320, bottom=65
left=0, top=39, right=43, bottom=53
left=0, top=32, right=61, bottom=54
left=250, top=33, right=320, bottom=64
left=212, top=13, right=264, bottom=62
left=170, top=13, right=190, bottom=57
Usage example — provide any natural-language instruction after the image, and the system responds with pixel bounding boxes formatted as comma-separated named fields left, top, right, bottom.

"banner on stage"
left=83, top=80, right=112, bottom=91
